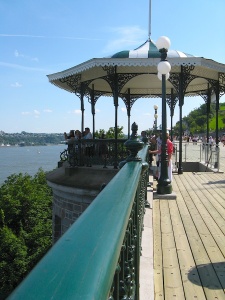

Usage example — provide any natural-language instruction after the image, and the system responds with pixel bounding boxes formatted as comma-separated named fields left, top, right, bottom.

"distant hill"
left=173, top=102, right=225, bottom=136
left=0, top=131, right=65, bottom=146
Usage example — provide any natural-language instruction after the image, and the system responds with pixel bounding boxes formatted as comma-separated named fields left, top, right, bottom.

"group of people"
left=64, top=127, right=92, bottom=142
left=64, top=128, right=108, bottom=163
left=64, top=128, right=94, bottom=165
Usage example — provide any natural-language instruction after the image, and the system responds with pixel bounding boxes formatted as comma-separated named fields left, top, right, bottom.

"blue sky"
left=1, top=0, right=225, bottom=134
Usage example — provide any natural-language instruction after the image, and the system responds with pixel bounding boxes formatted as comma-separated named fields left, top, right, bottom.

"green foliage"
left=95, top=129, right=107, bottom=138
left=173, top=102, right=225, bottom=135
left=95, top=126, right=125, bottom=139
left=0, top=169, right=52, bottom=298
left=0, top=227, right=28, bottom=298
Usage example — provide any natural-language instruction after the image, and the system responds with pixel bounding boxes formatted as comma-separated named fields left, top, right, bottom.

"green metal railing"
left=173, top=141, right=220, bottom=171
left=8, top=142, right=149, bottom=299
left=60, top=139, right=129, bottom=168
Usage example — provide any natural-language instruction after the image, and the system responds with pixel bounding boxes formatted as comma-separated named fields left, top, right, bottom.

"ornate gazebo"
left=47, top=38, right=225, bottom=174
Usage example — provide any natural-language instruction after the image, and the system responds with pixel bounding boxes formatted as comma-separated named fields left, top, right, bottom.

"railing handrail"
left=8, top=145, right=149, bottom=300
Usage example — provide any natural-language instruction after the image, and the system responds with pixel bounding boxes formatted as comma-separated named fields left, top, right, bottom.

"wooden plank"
left=194, top=172, right=225, bottom=210
left=153, top=199, right=164, bottom=300
left=160, top=200, right=185, bottom=300
left=153, top=170, right=225, bottom=299
left=153, top=200, right=163, bottom=269
left=168, top=190, right=206, bottom=300
left=175, top=174, right=225, bottom=299
left=183, top=173, right=225, bottom=258
left=190, top=172, right=225, bottom=211
left=181, top=173, right=225, bottom=293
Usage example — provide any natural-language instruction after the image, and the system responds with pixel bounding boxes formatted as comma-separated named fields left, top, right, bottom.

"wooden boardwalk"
left=153, top=145, right=225, bottom=300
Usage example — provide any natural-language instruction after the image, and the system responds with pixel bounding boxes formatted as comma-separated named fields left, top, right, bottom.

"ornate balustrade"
left=60, top=139, right=129, bottom=168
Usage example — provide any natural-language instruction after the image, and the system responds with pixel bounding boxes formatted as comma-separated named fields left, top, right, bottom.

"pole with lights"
left=155, top=36, right=172, bottom=194
left=153, top=105, right=158, bottom=132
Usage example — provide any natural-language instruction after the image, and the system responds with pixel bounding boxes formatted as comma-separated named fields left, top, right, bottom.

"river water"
left=0, top=144, right=66, bottom=186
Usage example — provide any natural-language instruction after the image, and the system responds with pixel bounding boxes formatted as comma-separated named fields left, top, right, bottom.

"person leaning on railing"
left=64, top=130, right=75, bottom=165
left=64, top=130, right=75, bottom=147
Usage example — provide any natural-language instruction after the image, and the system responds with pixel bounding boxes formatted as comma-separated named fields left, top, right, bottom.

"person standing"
left=155, top=133, right=162, bottom=180
left=83, top=127, right=94, bottom=159
left=83, top=127, right=93, bottom=139
left=75, top=130, right=82, bottom=140
left=149, top=136, right=157, bottom=166
left=140, top=131, right=148, bottom=142
left=149, top=132, right=173, bottom=182
left=166, top=133, right=174, bottom=182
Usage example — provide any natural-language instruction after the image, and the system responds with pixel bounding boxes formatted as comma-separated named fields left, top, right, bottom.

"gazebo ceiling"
left=47, top=39, right=225, bottom=98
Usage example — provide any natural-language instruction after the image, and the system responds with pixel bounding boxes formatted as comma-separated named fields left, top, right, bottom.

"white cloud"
left=21, top=110, right=41, bottom=118
left=144, top=113, right=151, bottom=116
left=14, top=49, right=39, bottom=62
left=34, top=110, right=40, bottom=115
left=69, top=109, right=81, bottom=114
left=103, top=26, right=147, bottom=54
left=14, top=50, right=21, bottom=57
left=21, top=111, right=30, bottom=115
left=121, top=107, right=127, bottom=112
left=11, top=82, right=22, bottom=88
left=95, top=108, right=100, bottom=113
left=43, top=109, right=53, bottom=113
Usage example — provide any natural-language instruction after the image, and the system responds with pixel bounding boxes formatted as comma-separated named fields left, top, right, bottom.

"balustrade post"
left=119, top=122, right=144, bottom=168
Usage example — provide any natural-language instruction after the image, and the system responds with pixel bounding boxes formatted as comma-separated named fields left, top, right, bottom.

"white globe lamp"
left=155, top=36, right=171, bottom=50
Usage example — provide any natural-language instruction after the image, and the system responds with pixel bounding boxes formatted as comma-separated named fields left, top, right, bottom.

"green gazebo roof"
left=110, top=39, right=194, bottom=59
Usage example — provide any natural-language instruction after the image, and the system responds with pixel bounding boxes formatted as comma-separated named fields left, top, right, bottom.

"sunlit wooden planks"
left=153, top=172, right=225, bottom=299
left=153, top=199, right=164, bottom=299
left=174, top=173, right=225, bottom=299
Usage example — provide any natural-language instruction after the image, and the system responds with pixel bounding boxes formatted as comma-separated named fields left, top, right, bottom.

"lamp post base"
left=157, top=181, right=172, bottom=194
left=178, top=166, right=183, bottom=174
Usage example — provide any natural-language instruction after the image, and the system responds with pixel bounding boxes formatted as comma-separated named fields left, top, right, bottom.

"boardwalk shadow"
left=204, top=180, right=225, bottom=185
left=188, top=262, right=225, bottom=290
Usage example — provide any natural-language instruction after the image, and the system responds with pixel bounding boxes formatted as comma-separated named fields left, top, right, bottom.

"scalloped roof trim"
left=47, top=57, right=225, bottom=82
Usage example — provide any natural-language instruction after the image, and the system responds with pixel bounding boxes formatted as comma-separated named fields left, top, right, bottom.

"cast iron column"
left=178, top=70, right=184, bottom=174
left=156, top=36, right=172, bottom=194
left=157, top=72, right=172, bottom=194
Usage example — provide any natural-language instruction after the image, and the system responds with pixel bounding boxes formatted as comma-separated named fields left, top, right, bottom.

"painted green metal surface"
left=8, top=145, right=149, bottom=300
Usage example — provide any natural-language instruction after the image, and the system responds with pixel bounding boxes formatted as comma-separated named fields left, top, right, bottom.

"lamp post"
left=154, top=105, right=158, bottom=132
left=156, top=36, right=172, bottom=194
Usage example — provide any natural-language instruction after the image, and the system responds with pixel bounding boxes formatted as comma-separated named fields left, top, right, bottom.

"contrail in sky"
left=0, top=61, right=51, bottom=72
left=0, top=34, right=103, bottom=41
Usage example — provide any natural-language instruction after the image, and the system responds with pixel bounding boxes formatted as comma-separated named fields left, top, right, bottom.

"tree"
left=0, top=169, right=52, bottom=298
left=0, top=227, right=28, bottom=299
left=95, top=126, right=125, bottom=139
left=95, top=129, right=106, bottom=138
left=172, top=102, right=225, bottom=135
